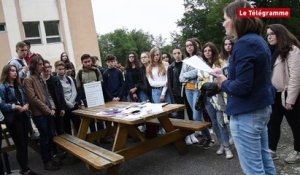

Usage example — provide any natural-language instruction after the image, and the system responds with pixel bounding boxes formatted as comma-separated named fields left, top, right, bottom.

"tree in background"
left=173, top=0, right=300, bottom=49
left=98, top=28, right=154, bottom=67
left=255, top=0, right=300, bottom=40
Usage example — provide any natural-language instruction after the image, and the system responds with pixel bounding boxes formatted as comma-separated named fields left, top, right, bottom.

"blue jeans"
left=205, top=99, right=230, bottom=147
left=151, top=88, right=172, bottom=103
left=138, top=90, right=149, bottom=102
left=230, top=106, right=276, bottom=175
left=33, top=115, right=55, bottom=163
left=185, top=89, right=211, bottom=140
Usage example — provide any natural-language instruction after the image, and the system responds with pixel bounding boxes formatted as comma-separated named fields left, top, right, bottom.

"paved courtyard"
left=4, top=118, right=300, bottom=175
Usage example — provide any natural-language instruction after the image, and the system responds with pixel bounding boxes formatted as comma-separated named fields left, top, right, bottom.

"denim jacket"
left=0, top=82, right=28, bottom=113
left=179, top=56, right=205, bottom=84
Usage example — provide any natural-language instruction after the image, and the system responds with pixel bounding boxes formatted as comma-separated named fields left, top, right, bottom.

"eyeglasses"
left=128, top=55, right=135, bottom=58
left=186, top=44, right=193, bottom=47
left=44, top=66, right=52, bottom=69
left=266, top=33, right=276, bottom=37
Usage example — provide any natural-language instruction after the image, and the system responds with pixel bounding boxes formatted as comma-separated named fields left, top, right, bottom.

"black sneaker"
left=52, top=155, right=63, bottom=166
left=203, top=139, right=214, bottom=149
left=44, top=161, right=60, bottom=171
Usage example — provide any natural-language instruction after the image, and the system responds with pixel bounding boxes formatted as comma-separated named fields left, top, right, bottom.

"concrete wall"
left=0, top=0, right=100, bottom=70
left=0, top=0, right=12, bottom=69
left=65, top=0, right=100, bottom=70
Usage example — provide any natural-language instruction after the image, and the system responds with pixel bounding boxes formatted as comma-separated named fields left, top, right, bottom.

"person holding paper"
left=201, top=42, right=233, bottom=159
left=215, top=1, right=276, bottom=174
left=179, top=39, right=212, bottom=147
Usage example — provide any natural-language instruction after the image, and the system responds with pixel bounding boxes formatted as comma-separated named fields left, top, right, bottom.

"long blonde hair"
left=146, top=47, right=166, bottom=79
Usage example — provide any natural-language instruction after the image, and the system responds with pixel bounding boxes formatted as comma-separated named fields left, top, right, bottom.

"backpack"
left=8, top=58, right=25, bottom=67
left=77, top=68, right=100, bottom=85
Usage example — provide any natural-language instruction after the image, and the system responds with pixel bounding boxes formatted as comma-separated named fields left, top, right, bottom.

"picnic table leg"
left=77, top=117, right=92, bottom=140
left=112, top=124, right=129, bottom=152
left=128, top=125, right=146, bottom=142
left=158, top=116, right=188, bottom=154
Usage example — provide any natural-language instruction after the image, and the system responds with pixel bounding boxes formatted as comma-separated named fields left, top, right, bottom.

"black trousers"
left=268, top=92, right=300, bottom=152
left=54, top=114, right=64, bottom=135
left=172, top=96, right=185, bottom=119
left=33, top=115, right=55, bottom=163
left=63, top=110, right=80, bottom=135
left=0, top=126, right=4, bottom=175
left=5, top=112, right=30, bottom=172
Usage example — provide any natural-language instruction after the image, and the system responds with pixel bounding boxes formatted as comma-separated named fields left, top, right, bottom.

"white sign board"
left=83, top=81, right=104, bottom=108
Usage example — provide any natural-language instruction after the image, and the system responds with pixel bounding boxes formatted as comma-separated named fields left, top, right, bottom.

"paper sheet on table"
left=96, top=103, right=165, bottom=120
left=183, top=55, right=217, bottom=76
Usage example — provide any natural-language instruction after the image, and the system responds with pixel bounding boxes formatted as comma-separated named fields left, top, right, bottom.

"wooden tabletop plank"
left=73, top=102, right=185, bottom=125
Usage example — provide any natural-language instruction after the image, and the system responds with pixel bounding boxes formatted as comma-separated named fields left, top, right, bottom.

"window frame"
left=23, top=21, right=42, bottom=44
left=0, top=23, right=6, bottom=32
left=43, top=20, right=61, bottom=43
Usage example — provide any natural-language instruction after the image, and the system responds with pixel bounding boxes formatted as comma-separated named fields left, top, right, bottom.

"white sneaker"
left=269, top=150, right=279, bottom=160
left=185, top=135, right=193, bottom=145
left=216, top=145, right=224, bottom=155
left=190, top=134, right=199, bottom=144
left=229, top=137, right=234, bottom=145
left=225, top=148, right=233, bottom=159
left=284, top=151, right=300, bottom=164
left=30, top=130, right=40, bottom=140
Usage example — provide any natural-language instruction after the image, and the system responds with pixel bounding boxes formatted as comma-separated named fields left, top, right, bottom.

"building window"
left=0, top=23, right=6, bottom=32
left=23, top=21, right=42, bottom=44
left=44, top=21, right=61, bottom=43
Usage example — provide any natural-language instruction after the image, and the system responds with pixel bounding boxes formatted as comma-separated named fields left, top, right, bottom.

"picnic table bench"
left=53, top=134, right=124, bottom=175
left=147, top=118, right=211, bottom=132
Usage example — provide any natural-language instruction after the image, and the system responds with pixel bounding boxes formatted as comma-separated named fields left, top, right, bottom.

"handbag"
left=281, top=59, right=289, bottom=107
left=185, top=82, right=197, bottom=90
left=0, top=110, right=4, bottom=122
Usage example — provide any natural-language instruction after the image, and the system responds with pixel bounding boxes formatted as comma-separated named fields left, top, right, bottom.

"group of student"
left=1, top=1, right=300, bottom=175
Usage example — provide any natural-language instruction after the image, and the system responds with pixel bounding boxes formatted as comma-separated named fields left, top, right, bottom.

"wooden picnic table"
left=72, top=101, right=188, bottom=160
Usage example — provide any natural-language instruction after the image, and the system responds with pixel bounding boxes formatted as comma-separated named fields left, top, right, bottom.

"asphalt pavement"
left=4, top=118, right=300, bottom=175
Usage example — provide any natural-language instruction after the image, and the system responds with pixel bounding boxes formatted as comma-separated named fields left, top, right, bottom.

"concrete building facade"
left=0, top=0, right=100, bottom=70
